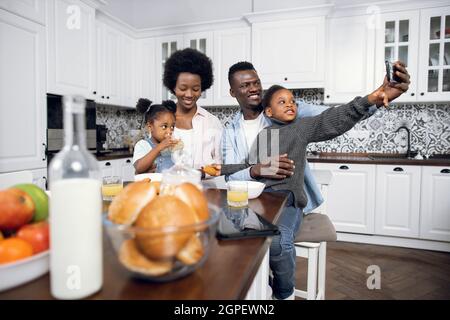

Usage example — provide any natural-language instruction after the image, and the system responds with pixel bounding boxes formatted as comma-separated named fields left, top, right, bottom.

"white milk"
left=49, top=178, right=103, bottom=299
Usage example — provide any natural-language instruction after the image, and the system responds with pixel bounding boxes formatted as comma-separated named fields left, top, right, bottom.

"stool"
left=294, top=170, right=336, bottom=300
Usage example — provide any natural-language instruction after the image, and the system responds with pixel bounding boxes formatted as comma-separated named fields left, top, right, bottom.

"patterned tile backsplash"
left=97, top=89, right=450, bottom=155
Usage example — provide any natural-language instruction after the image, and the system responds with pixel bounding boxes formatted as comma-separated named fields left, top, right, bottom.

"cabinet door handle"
left=393, top=167, right=404, bottom=172
left=420, top=92, right=424, bottom=96
left=101, top=95, right=105, bottom=99
left=105, top=162, right=111, bottom=166
left=126, top=159, right=131, bottom=164
left=93, top=91, right=97, bottom=95
left=42, top=143, right=47, bottom=161
left=339, top=165, right=349, bottom=170
left=106, top=96, right=110, bottom=99
left=284, top=77, right=288, bottom=81
left=441, top=169, right=450, bottom=174
left=326, top=95, right=330, bottom=99
left=43, top=176, right=47, bottom=190
left=411, top=93, right=415, bottom=96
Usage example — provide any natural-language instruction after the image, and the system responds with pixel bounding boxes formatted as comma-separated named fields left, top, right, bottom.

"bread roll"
left=108, top=179, right=159, bottom=225
left=176, top=234, right=204, bottom=265
left=173, top=183, right=209, bottom=222
left=119, top=239, right=172, bottom=276
left=135, top=195, right=197, bottom=260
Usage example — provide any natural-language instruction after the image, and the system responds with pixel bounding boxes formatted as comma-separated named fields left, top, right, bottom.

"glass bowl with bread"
left=104, top=179, right=220, bottom=282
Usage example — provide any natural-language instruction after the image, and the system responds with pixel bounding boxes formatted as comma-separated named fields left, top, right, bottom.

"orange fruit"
left=0, top=238, right=33, bottom=264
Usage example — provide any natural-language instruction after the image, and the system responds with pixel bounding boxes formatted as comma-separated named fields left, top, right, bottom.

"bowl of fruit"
left=0, top=184, right=50, bottom=292
left=104, top=179, right=220, bottom=282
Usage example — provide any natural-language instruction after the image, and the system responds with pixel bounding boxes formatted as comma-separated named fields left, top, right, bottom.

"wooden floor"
left=295, top=241, right=450, bottom=300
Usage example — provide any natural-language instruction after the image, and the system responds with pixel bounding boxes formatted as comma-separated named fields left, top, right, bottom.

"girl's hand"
left=202, top=164, right=222, bottom=177
left=369, top=60, right=410, bottom=108
left=158, top=136, right=180, bottom=151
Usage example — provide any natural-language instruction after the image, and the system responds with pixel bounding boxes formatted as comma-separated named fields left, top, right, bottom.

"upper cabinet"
left=96, top=21, right=122, bottom=106
left=418, top=6, right=450, bottom=102
left=136, top=38, right=156, bottom=103
left=0, top=9, right=46, bottom=172
left=325, top=15, right=375, bottom=104
left=155, top=35, right=184, bottom=102
left=47, top=0, right=96, bottom=99
left=0, top=0, right=45, bottom=25
left=252, top=17, right=325, bottom=89
left=184, top=31, right=214, bottom=106
left=213, top=27, right=251, bottom=105
left=375, top=10, right=420, bottom=103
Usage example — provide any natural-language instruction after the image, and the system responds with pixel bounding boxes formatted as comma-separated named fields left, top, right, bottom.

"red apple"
left=0, top=188, right=35, bottom=231
left=17, top=221, right=49, bottom=254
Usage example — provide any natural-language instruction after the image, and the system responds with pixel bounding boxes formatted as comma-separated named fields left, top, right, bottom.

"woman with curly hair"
left=163, top=48, right=223, bottom=173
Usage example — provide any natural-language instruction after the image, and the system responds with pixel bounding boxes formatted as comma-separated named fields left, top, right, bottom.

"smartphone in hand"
left=385, top=61, right=401, bottom=83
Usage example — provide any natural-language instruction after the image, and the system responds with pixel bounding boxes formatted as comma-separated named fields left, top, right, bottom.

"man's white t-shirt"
left=132, top=139, right=152, bottom=165
left=241, top=112, right=266, bottom=151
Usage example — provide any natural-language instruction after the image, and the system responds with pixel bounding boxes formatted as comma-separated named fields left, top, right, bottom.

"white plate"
left=134, top=173, right=163, bottom=182
left=0, top=250, right=49, bottom=292
left=247, top=181, right=266, bottom=199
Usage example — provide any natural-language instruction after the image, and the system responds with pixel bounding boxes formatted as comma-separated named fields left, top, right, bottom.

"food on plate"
left=12, top=184, right=49, bottom=222
left=0, top=238, right=33, bottom=264
left=119, top=239, right=173, bottom=276
left=108, top=179, right=159, bottom=225
left=173, top=183, right=209, bottom=222
left=134, top=195, right=197, bottom=260
left=0, top=188, right=35, bottom=231
left=176, top=234, right=204, bottom=266
left=17, top=221, right=49, bottom=254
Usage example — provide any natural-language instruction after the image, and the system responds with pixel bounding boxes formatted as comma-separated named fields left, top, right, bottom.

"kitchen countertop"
left=306, top=152, right=450, bottom=167
left=95, top=149, right=133, bottom=161
left=0, top=189, right=287, bottom=300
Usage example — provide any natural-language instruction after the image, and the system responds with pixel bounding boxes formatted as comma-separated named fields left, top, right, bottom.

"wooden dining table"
left=0, top=188, right=287, bottom=300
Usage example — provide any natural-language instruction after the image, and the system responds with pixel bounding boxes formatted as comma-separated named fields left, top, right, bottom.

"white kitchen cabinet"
left=121, top=33, right=137, bottom=107
left=155, top=34, right=183, bottom=102
left=98, top=159, right=115, bottom=178
left=31, top=168, right=48, bottom=190
left=46, top=0, right=96, bottom=99
left=374, top=165, right=421, bottom=238
left=418, top=6, right=450, bottom=102
left=324, top=15, right=375, bottom=104
left=96, top=21, right=122, bottom=106
left=213, top=27, right=251, bottom=105
left=184, top=31, right=214, bottom=106
left=118, top=158, right=135, bottom=182
left=314, top=163, right=376, bottom=234
left=0, top=0, right=45, bottom=25
left=420, top=166, right=450, bottom=242
left=0, top=9, right=46, bottom=172
left=136, top=38, right=156, bottom=102
left=98, top=158, right=134, bottom=181
left=375, top=10, right=420, bottom=102
left=252, top=17, right=325, bottom=89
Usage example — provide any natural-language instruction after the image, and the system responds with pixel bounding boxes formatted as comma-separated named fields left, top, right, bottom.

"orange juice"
left=101, top=183, right=123, bottom=199
left=227, top=190, right=248, bottom=207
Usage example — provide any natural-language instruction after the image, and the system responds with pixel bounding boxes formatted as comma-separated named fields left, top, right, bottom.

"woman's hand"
left=368, top=60, right=410, bottom=107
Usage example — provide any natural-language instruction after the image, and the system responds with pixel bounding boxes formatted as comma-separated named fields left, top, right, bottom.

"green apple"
left=12, top=184, right=49, bottom=222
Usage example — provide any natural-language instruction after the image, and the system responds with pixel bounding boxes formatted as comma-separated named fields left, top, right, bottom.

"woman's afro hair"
left=163, top=48, right=214, bottom=93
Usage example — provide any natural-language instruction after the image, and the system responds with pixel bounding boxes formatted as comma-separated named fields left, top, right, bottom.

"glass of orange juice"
left=227, top=181, right=248, bottom=208
left=102, top=176, right=123, bottom=201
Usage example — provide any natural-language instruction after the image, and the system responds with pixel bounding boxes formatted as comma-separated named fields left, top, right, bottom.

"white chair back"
left=0, top=171, right=33, bottom=189
left=311, top=169, right=333, bottom=216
